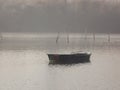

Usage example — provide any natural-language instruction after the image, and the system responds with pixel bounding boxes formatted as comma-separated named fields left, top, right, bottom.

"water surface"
left=0, top=36, right=120, bottom=90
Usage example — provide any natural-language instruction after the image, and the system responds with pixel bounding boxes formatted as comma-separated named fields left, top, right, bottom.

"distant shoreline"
left=0, top=32, right=120, bottom=39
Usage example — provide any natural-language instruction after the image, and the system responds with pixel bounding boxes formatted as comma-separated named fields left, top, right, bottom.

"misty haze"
left=0, top=0, right=120, bottom=90
left=0, top=0, right=120, bottom=33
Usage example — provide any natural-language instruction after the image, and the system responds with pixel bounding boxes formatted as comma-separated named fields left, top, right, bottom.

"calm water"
left=0, top=36, right=120, bottom=90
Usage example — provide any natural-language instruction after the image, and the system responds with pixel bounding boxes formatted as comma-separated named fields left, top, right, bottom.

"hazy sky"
left=0, top=0, right=120, bottom=33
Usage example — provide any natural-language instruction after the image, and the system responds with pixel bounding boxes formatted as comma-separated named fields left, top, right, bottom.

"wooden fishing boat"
left=48, top=52, right=91, bottom=64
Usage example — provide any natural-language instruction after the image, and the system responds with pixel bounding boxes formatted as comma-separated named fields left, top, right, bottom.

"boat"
left=47, top=32, right=91, bottom=64
left=48, top=52, right=91, bottom=64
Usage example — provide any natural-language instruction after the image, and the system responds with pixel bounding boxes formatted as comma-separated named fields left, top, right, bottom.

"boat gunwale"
left=47, top=52, right=91, bottom=56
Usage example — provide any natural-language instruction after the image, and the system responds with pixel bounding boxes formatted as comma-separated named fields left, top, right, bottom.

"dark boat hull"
left=48, top=53, right=91, bottom=64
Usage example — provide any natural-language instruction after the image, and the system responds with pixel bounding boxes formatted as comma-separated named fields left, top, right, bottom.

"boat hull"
left=48, top=53, right=91, bottom=64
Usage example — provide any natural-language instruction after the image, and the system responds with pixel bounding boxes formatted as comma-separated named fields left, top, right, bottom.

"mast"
left=108, top=33, right=110, bottom=43
left=92, top=32, right=96, bottom=51
left=84, top=28, right=88, bottom=51
left=93, top=32, right=95, bottom=42
left=56, top=33, right=59, bottom=44
left=108, top=33, right=111, bottom=50
left=84, top=28, right=87, bottom=40
left=67, top=33, right=69, bottom=44
left=0, top=33, right=3, bottom=40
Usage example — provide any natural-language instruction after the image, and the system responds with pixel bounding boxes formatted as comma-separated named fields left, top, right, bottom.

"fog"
left=0, top=0, right=120, bottom=33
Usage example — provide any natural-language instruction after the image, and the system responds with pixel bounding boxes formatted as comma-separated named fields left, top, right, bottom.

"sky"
left=0, top=0, right=120, bottom=33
